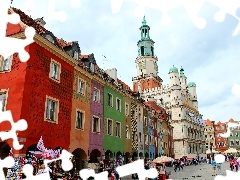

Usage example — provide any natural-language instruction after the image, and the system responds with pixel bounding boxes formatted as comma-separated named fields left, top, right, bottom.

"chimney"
left=35, top=17, right=46, bottom=27
left=105, top=68, right=118, bottom=84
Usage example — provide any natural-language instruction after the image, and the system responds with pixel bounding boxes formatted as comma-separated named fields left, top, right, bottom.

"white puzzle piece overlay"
left=1, top=0, right=240, bottom=179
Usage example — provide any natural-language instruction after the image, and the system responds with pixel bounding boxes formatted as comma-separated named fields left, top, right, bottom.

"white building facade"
left=132, top=16, right=206, bottom=159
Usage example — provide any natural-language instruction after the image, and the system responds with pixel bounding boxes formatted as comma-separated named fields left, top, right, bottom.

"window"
left=116, top=122, right=121, bottom=137
left=139, top=132, right=142, bottom=142
left=0, top=56, right=12, bottom=72
left=76, top=110, right=84, bottom=130
left=50, top=60, right=61, bottom=81
left=126, top=126, right=130, bottom=139
left=78, top=79, right=85, bottom=94
left=107, top=119, right=113, bottom=135
left=236, top=140, right=239, bottom=146
left=93, top=88, right=100, bottom=102
left=45, top=34, right=55, bottom=44
left=73, top=51, right=79, bottom=60
left=45, top=97, right=59, bottom=122
left=93, top=116, right=100, bottom=133
left=230, top=141, right=234, bottom=146
left=116, top=98, right=121, bottom=111
left=108, top=93, right=113, bottom=107
left=125, top=103, right=129, bottom=116
left=0, top=91, right=7, bottom=111
left=145, top=135, right=148, bottom=145
left=133, top=131, right=136, bottom=141
left=90, top=63, right=94, bottom=72
left=144, top=116, right=147, bottom=126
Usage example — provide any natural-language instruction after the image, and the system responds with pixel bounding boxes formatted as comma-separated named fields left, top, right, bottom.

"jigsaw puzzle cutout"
left=24, top=0, right=81, bottom=22
left=231, top=83, right=240, bottom=96
left=0, top=156, right=14, bottom=180
left=0, top=0, right=35, bottom=62
left=110, top=0, right=240, bottom=35
left=0, top=111, right=28, bottom=150
left=213, top=122, right=240, bottom=179
left=1, top=0, right=240, bottom=179
left=21, top=150, right=74, bottom=180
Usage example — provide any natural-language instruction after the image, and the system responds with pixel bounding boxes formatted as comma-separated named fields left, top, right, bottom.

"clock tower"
left=132, top=16, right=162, bottom=92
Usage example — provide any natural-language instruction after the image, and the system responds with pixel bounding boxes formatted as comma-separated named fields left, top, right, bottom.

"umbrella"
left=153, top=156, right=171, bottom=163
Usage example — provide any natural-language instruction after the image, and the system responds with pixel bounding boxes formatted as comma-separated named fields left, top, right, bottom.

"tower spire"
left=142, top=15, right=147, bottom=26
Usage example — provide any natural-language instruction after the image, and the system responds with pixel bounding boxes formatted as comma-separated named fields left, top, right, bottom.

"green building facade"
left=103, top=84, right=124, bottom=159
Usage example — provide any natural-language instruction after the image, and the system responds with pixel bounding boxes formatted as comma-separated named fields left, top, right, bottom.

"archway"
left=26, top=144, right=38, bottom=154
left=0, top=142, right=11, bottom=159
left=0, top=142, right=11, bottom=177
left=150, top=152, right=152, bottom=159
left=72, top=148, right=87, bottom=170
left=139, top=152, right=143, bottom=158
left=125, top=152, right=131, bottom=163
left=145, top=152, right=149, bottom=159
left=105, top=150, right=113, bottom=159
left=116, top=151, right=122, bottom=158
left=132, top=152, right=137, bottom=160
left=89, top=149, right=101, bottom=163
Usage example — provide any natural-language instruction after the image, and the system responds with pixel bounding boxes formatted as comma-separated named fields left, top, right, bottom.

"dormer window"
left=73, top=51, right=79, bottom=60
left=45, top=34, right=55, bottom=44
left=90, top=63, right=94, bottom=72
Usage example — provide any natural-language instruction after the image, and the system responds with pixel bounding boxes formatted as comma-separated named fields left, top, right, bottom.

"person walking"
left=234, top=158, right=239, bottom=172
left=216, top=162, right=222, bottom=175
left=229, top=158, right=234, bottom=171
left=114, top=162, right=121, bottom=180
left=180, top=160, right=184, bottom=170
left=211, top=157, right=217, bottom=176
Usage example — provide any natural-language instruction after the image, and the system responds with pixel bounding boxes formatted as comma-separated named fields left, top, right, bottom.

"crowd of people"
left=209, top=153, right=240, bottom=177
left=6, top=151, right=240, bottom=180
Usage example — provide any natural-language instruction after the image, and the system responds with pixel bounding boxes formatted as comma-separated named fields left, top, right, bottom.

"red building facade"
left=214, top=121, right=228, bottom=152
left=0, top=8, right=76, bottom=155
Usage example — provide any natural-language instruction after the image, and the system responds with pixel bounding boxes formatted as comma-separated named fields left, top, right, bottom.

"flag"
left=37, top=136, right=45, bottom=151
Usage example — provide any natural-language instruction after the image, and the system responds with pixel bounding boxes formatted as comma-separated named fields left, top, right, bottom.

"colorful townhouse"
left=143, top=106, right=149, bottom=159
left=130, top=94, right=140, bottom=160
left=117, top=79, right=133, bottom=163
left=0, top=8, right=77, bottom=157
left=144, top=100, right=155, bottom=159
left=226, top=119, right=240, bottom=150
left=103, top=68, right=124, bottom=159
left=137, top=103, right=144, bottom=159
left=81, top=54, right=105, bottom=163
left=204, top=119, right=216, bottom=152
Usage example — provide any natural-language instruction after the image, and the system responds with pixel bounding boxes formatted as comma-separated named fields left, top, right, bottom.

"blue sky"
left=12, top=0, right=240, bottom=122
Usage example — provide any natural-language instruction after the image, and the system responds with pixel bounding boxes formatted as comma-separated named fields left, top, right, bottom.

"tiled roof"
left=117, top=78, right=133, bottom=93
left=144, top=101, right=163, bottom=114
left=216, top=121, right=222, bottom=125
left=80, top=55, right=90, bottom=59
left=11, top=7, right=46, bottom=34
left=10, top=7, right=73, bottom=49
left=205, top=119, right=212, bottom=126
left=229, top=118, right=235, bottom=123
